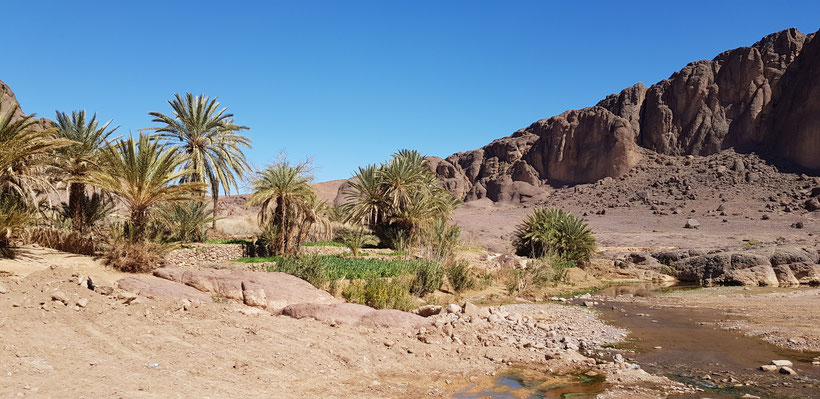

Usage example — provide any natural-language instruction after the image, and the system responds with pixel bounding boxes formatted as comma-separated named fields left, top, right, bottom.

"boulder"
left=117, top=276, right=212, bottom=303
left=684, top=219, right=700, bottom=229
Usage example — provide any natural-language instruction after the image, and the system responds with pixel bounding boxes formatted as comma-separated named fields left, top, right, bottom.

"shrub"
left=420, top=218, right=461, bottom=264
left=339, top=228, right=379, bottom=257
left=342, top=277, right=415, bottom=311
left=270, top=254, right=327, bottom=288
left=513, top=207, right=596, bottom=264
left=0, top=198, right=31, bottom=259
left=104, top=241, right=168, bottom=273
left=446, top=259, right=476, bottom=293
left=409, top=261, right=443, bottom=296
left=502, top=256, right=573, bottom=295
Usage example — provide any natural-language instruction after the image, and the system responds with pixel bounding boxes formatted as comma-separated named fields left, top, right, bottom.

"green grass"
left=236, top=254, right=438, bottom=280
left=302, top=241, right=346, bottom=247
left=206, top=239, right=254, bottom=245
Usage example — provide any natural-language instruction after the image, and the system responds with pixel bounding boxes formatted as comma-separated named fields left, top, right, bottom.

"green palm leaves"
left=513, top=208, right=596, bottom=264
left=85, top=133, right=204, bottom=241
left=54, top=110, right=119, bottom=232
left=342, top=149, right=458, bottom=241
left=149, top=93, right=251, bottom=227
left=249, top=160, right=323, bottom=256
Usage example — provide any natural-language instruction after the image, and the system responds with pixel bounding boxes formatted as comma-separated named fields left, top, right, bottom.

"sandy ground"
left=0, top=250, right=687, bottom=398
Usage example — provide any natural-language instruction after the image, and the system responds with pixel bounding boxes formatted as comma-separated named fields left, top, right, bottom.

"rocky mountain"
left=0, top=80, right=54, bottom=130
left=431, top=28, right=819, bottom=202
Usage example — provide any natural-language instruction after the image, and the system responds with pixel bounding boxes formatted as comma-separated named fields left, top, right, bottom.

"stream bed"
left=592, top=283, right=820, bottom=398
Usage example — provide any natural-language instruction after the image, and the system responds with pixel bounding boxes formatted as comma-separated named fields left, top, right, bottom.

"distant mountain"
left=429, top=28, right=819, bottom=202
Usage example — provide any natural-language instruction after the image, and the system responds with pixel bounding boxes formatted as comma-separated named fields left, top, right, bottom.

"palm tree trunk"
left=212, top=192, right=219, bottom=230
left=68, top=182, right=86, bottom=232
left=277, top=197, right=286, bottom=256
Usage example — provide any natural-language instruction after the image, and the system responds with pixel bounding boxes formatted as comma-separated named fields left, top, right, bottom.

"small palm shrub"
left=0, top=198, right=31, bottom=258
left=513, top=207, right=596, bottom=264
left=409, top=261, right=443, bottom=296
left=446, top=259, right=476, bottom=293
left=155, top=200, right=213, bottom=243
left=502, top=256, right=573, bottom=295
left=339, top=228, right=379, bottom=257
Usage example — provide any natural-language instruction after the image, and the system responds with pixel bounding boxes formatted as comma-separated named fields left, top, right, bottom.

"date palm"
left=54, top=110, right=118, bottom=232
left=342, top=164, right=389, bottom=225
left=0, top=105, right=69, bottom=257
left=85, top=133, right=204, bottom=242
left=0, top=105, right=68, bottom=205
left=248, top=160, right=315, bottom=256
left=148, top=93, right=251, bottom=228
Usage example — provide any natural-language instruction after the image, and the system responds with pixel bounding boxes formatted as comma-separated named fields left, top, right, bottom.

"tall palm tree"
left=248, top=161, right=315, bottom=256
left=85, top=133, right=204, bottom=242
left=54, top=110, right=118, bottom=232
left=148, top=93, right=251, bottom=229
left=0, top=105, right=69, bottom=257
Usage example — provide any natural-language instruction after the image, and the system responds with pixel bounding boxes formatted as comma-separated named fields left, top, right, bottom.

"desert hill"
left=429, top=28, right=820, bottom=203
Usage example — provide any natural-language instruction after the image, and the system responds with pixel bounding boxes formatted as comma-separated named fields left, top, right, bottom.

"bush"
left=342, top=277, right=415, bottom=311
left=446, top=259, right=476, bottom=293
left=104, top=241, right=168, bottom=273
left=270, top=254, right=327, bottom=288
left=153, top=201, right=213, bottom=243
left=419, top=219, right=461, bottom=264
left=409, top=261, right=443, bottom=296
left=513, top=207, right=596, bottom=264
left=503, top=256, right=573, bottom=294
left=0, top=198, right=31, bottom=259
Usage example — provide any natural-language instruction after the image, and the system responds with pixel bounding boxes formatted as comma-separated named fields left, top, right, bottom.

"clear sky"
left=2, top=1, right=818, bottom=189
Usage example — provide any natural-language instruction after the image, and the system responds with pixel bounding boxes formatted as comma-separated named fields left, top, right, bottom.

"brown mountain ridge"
left=430, top=28, right=820, bottom=202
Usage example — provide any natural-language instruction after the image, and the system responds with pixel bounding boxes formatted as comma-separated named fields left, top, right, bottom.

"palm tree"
left=248, top=160, right=315, bottom=256
left=85, top=133, right=204, bottom=242
left=54, top=110, right=118, bottom=232
left=148, top=93, right=251, bottom=229
left=342, top=164, right=389, bottom=225
left=0, top=105, right=68, bottom=205
left=0, top=104, right=69, bottom=257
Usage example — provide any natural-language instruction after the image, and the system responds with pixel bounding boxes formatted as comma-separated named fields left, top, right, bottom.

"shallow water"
left=452, top=369, right=605, bottom=399
left=594, top=285, right=820, bottom=398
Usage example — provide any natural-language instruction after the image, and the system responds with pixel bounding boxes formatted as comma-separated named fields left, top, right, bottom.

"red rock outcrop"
left=434, top=28, right=819, bottom=202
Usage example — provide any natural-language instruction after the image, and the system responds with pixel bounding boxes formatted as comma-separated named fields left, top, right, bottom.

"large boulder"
left=666, top=247, right=820, bottom=286
left=152, top=268, right=339, bottom=313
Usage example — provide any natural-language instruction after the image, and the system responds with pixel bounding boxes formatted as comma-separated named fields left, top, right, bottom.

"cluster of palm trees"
left=0, top=92, right=463, bottom=268
left=341, top=149, right=460, bottom=249
left=0, top=93, right=251, bottom=259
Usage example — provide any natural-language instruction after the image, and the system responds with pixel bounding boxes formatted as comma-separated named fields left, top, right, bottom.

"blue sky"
left=2, top=1, right=818, bottom=188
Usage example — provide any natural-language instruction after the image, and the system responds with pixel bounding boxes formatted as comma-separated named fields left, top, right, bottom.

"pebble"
left=76, top=298, right=88, bottom=308
left=771, top=360, right=793, bottom=367
left=779, top=366, right=797, bottom=375
left=51, top=292, right=68, bottom=305
left=0, top=283, right=8, bottom=294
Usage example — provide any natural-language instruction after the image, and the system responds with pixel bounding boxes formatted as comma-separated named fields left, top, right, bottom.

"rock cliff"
left=0, top=80, right=54, bottom=130
left=434, top=28, right=819, bottom=202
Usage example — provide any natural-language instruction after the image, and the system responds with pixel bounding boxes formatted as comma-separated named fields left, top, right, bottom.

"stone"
left=0, top=283, right=7, bottom=294
left=51, top=292, right=68, bottom=305
left=771, top=360, right=793, bottom=367
left=760, top=365, right=778, bottom=372
left=779, top=366, right=797, bottom=375
left=76, top=298, right=88, bottom=308
left=415, top=305, right=442, bottom=317
left=462, top=302, right=480, bottom=316
left=95, top=285, right=114, bottom=296
left=583, top=301, right=594, bottom=307
left=446, top=304, right=462, bottom=314
left=805, top=198, right=820, bottom=212
left=684, top=219, right=700, bottom=229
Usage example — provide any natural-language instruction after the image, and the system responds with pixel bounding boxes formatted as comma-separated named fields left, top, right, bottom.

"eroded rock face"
left=661, top=247, right=820, bottom=286
left=433, top=28, right=819, bottom=202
